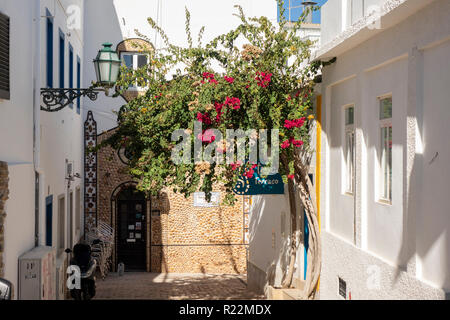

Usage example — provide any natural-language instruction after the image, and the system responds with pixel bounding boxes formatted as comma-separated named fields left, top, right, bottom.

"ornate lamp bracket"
left=40, top=87, right=106, bottom=112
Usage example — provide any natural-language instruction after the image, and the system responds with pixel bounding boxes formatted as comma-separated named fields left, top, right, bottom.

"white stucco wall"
left=319, top=0, right=450, bottom=299
left=0, top=0, right=37, bottom=299
left=39, top=0, right=84, bottom=255
left=3, top=164, right=36, bottom=299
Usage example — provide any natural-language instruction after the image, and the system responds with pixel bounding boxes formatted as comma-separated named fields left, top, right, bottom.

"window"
left=68, top=44, right=74, bottom=108
left=120, top=52, right=148, bottom=90
left=277, top=0, right=324, bottom=23
left=58, top=196, right=65, bottom=255
left=344, top=106, right=355, bottom=194
left=59, top=29, right=65, bottom=88
left=46, top=10, right=53, bottom=88
left=0, top=11, right=10, bottom=100
left=379, top=97, right=392, bottom=202
left=76, top=56, right=81, bottom=114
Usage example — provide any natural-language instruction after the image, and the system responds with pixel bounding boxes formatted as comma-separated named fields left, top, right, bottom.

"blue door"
left=45, top=195, right=53, bottom=246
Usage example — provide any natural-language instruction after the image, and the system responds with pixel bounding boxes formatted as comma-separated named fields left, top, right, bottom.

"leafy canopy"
left=104, top=1, right=321, bottom=204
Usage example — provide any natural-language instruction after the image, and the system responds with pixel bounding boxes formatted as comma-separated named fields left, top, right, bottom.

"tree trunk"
left=279, top=152, right=322, bottom=299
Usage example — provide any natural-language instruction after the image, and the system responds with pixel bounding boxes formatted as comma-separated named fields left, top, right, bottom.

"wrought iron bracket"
left=40, top=87, right=105, bottom=112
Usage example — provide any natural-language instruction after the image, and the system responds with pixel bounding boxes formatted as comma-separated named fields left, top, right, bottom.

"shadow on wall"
left=248, top=189, right=297, bottom=291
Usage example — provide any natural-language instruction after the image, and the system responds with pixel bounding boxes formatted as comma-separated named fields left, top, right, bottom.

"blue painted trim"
left=46, top=8, right=53, bottom=88
left=69, top=44, right=74, bottom=108
left=45, top=195, right=53, bottom=246
left=58, top=28, right=65, bottom=89
left=76, top=55, right=81, bottom=114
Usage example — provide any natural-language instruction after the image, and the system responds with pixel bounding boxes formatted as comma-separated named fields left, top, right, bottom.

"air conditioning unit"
left=18, top=246, right=56, bottom=300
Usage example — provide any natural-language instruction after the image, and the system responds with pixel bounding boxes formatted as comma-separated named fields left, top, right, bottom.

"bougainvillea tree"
left=103, top=1, right=324, bottom=299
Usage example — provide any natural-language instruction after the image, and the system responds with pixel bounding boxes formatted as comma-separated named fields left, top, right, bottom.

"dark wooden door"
left=117, top=195, right=146, bottom=271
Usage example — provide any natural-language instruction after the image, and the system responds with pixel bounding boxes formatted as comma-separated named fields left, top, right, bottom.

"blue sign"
left=233, top=166, right=285, bottom=195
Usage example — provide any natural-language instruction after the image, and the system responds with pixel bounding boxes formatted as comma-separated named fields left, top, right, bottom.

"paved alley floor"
left=94, top=273, right=265, bottom=300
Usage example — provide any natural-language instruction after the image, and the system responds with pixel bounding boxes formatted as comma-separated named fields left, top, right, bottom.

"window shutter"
left=0, top=12, right=10, bottom=100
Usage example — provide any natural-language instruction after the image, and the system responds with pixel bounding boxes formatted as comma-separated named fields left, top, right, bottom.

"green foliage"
left=103, top=1, right=321, bottom=204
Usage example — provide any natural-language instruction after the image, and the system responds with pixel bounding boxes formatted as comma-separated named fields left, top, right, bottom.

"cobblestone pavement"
left=94, top=273, right=265, bottom=300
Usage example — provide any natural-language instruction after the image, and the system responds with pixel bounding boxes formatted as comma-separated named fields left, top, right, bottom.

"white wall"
left=0, top=0, right=37, bottom=299
left=3, top=164, right=36, bottom=299
left=319, top=0, right=450, bottom=299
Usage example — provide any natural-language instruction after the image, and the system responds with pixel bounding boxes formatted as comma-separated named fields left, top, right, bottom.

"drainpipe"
left=33, top=0, right=41, bottom=247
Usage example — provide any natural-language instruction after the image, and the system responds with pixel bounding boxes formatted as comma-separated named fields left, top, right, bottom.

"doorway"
left=116, top=187, right=147, bottom=271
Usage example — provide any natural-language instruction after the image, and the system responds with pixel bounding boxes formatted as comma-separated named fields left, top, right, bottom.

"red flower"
left=281, top=140, right=291, bottom=149
left=209, top=78, right=218, bottom=85
left=288, top=174, right=295, bottom=180
left=196, top=112, right=212, bottom=125
left=292, top=140, right=304, bottom=147
left=245, top=169, right=255, bottom=178
left=202, top=72, right=215, bottom=79
left=224, top=76, right=235, bottom=84
left=284, top=118, right=306, bottom=129
left=214, top=102, right=224, bottom=123
left=255, top=71, right=272, bottom=88
left=230, top=162, right=241, bottom=171
left=225, top=97, right=241, bottom=110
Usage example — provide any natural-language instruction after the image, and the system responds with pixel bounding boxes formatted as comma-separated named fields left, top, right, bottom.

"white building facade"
left=0, top=0, right=85, bottom=299
left=317, top=0, right=450, bottom=299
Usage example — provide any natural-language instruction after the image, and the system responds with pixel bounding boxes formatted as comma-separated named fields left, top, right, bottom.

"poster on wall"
left=193, top=192, right=220, bottom=207
left=136, top=222, right=142, bottom=231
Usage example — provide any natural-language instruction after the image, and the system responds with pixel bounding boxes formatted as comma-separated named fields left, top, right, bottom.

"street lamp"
left=41, top=43, right=121, bottom=112
left=93, top=43, right=121, bottom=88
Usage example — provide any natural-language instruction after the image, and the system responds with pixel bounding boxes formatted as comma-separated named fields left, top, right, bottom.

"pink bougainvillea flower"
left=214, top=102, right=224, bottom=123
left=251, top=164, right=258, bottom=169
left=255, top=71, right=272, bottom=88
left=209, top=78, right=218, bottom=85
left=196, top=112, right=212, bottom=125
left=202, top=72, right=215, bottom=79
left=281, top=139, right=291, bottom=149
left=224, top=76, right=235, bottom=84
left=197, top=130, right=216, bottom=143
left=292, top=140, right=304, bottom=147
left=245, top=169, right=255, bottom=179
left=230, top=162, right=241, bottom=171
left=284, top=117, right=306, bottom=129
left=225, top=97, right=241, bottom=110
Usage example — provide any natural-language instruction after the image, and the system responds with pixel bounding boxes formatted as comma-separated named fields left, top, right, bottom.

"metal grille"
left=0, top=12, right=10, bottom=100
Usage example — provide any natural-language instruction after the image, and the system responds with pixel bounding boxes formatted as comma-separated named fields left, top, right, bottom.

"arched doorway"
left=116, top=186, right=147, bottom=271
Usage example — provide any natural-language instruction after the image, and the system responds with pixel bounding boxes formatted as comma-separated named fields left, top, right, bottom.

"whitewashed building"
left=0, top=0, right=85, bottom=299
left=316, top=0, right=450, bottom=299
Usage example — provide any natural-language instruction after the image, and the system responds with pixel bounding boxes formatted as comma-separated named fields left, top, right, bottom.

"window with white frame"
left=379, top=96, right=392, bottom=202
left=120, top=52, right=149, bottom=90
left=344, top=105, right=355, bottom=194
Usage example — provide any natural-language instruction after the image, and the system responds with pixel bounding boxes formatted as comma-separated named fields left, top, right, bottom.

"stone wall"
left=0, top=162, right=9, bottom=278
left=97, top=129, right=248, bottom=274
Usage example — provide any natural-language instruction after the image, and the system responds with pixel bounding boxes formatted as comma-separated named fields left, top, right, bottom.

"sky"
left=278, top=0, right=329, bottom=24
